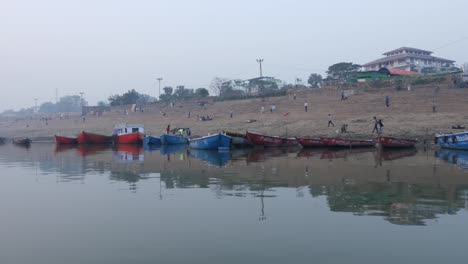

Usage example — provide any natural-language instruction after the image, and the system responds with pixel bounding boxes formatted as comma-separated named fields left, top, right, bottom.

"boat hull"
left=246, top=131, right=297, bottom=147
left=143, top=136, right=161, bottom=146
left=12, top=138, right=31, bottom=146
left=77, top=132, right=112, bottom=145
left=377, top=136, right=417, bottom=148
left=321, top=137, right=375, bottom=148
left=113, top=132, right=144, bottom=144
left=296, top=137, right=324, bottom=147
left=55, top=135, right=77, bottom=145
left=189, top=133, right=232, bottom=150
left=161, top=134, right=188, bottom=145
left=435, top=131, right=468, bottom=150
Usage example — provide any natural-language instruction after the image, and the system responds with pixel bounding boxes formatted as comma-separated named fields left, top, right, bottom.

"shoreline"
left=1, top=86, right=467, bottom=145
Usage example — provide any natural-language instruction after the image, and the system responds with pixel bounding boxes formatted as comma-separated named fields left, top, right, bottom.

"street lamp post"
left=256, top=59, right=264, bottom=77
left=157, top=78, right=163, bottom=98
left=79, top=92, right=84, bottom=115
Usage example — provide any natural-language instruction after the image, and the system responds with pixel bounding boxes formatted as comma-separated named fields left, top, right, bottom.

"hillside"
left=1, top=84, right=468, bottom=142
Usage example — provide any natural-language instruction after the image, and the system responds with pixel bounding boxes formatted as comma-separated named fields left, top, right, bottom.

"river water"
left=1, top=143, right=468, bottom=264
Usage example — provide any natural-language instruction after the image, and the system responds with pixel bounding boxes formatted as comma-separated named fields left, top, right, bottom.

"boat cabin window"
left=132, top=128, right=139, bottom=133
left=125, top=128, right=127, bottom=133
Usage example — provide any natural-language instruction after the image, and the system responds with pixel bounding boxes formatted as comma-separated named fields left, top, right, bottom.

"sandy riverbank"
left=1, top=85, right=467, bottom=145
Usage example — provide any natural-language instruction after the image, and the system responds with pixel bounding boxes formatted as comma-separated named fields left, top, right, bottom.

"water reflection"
left=437, top=149, right=468, bottom=170
left=1, top=143, right=468, bottom=226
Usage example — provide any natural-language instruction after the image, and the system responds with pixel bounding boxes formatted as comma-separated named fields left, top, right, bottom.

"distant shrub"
left=411, top=77, right=446, bottom=86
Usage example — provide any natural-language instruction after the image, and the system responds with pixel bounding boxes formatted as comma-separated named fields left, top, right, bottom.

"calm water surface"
left=1, top=143, right=468, bottom=264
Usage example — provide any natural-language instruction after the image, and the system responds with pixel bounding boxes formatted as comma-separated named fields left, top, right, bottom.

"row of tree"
left=38, top=95, right=88, bottom=113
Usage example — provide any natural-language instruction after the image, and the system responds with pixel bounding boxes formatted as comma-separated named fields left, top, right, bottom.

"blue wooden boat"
left=435, top=131, right=468, bottom=150
left=189, top=132, right=232, bottom=151
left=160, top=134, right=188, bottom=145
left=437, top=149, right=468, bottom=170
left=188, top=149, right=231, bottom=167
left=143, top=136, right=161, bottom=146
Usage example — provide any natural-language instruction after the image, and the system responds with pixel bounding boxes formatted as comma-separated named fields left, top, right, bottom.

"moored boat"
left=435, top=131, right=468, bottom=150
left=54, top=135, right=78, bottom=145
left=12, top=137, right=32, bottom=146
left=143, top=135, right=161, bottom=146
left=77, top=131, right=112, bottom=145
left=377, top=136, right=417, bottom=148
left=160, top=133, right=188, bottom=145
left=112, top=124, right=145, bottom=144
left=246, top=131, right=297, bottom=147
left=296, top=137, right=325, bottom=147
left=321, top=137, right=376, bottom=148
left=189, top=132, right=232, bottom=151
left=223, top=131, right=252, bottom=147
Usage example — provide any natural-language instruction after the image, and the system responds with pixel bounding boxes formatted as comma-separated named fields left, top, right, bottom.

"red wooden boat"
left=377, top=136, right=417, bottom=148
left=295, top=137, right=325, bottom=147
left=246, top=131, right=297, bottom=147
left=112, top=124, right=145, bottom=144
left=77, top=131, right=112, bottom=145
left=320, top=137, right=376, bottom=148
left=54, top=135, right=77, bottom=145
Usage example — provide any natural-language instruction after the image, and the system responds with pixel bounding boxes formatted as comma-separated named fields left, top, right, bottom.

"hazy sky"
left=1, top=0, right=467, bottom=111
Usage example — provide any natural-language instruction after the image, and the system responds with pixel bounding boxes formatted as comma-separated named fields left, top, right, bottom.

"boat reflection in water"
left=76, top=145, right=111, bottom=157
left=376, top=148, right=418, bottom=161
left=160, top=144, right=188, bottom=156
left=247, top=147, right=300, bottom=163
left=320, top=148, right=374, bottom=160
left=188, top=149, right=232, bottom=167
left=113, top=145, right=144, bottom=162
left=54, top=144, right=76, bottom=154
left=437, top=149, right=468, bottom=170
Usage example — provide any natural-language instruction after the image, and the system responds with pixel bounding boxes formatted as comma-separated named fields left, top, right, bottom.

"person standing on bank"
left=377, top=119, right=384, bottom=134
left=372, top=116, right=378, bottom=133
left=328, top=113, right=335, bottom=127
left=304, top=102, right=308, bottom=112
left=385, top=96, right=390, bottom=107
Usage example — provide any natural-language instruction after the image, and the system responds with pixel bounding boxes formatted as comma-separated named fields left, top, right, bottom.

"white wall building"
left=363, top=47, right=455, bottom=73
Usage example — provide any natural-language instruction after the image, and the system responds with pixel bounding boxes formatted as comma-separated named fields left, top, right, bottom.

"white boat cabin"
left=113, top=123, right=145, bottom=136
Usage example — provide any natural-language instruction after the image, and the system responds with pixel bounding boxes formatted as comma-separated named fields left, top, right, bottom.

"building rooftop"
left=383, top=47, right=433, bottom=56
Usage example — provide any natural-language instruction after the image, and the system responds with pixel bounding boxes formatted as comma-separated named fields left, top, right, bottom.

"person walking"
left=166, top=125, right=170, bottom=134
left=328, top=113, right=335, bottom=127
left=304, top=102, right=308, bottom=112
left=372, top=116, right=378, bottom=133
left=385, top=96, right=390, bottom=107
left=188, top=111, right=191, bottom=118
left=293, top=93, right=297, bottom=100
left=230, top=110, right=233, bottom=118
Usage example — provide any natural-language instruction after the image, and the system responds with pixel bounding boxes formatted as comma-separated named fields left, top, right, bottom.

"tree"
left=39, top=102, right=57, bottom=113
left=163, top=86, right=173, bottom=96
left=210, top=77, right=229, bottom=96
left=195, top=88, right=209, bottom=98
left=171, top=85, right=193, bottom=99
left=108, top=89, right=142, bottom=106
left=326, top=62, right=361, bottom=81
left=307, top=73, right=323, bottom=88
left=56, top=95, right=84, bottom=112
